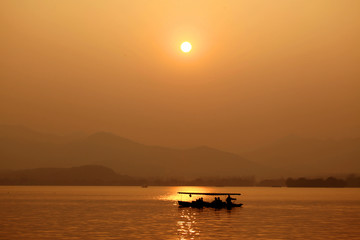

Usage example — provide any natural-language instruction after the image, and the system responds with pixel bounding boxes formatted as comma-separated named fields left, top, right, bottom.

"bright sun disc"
left=181, top=42, right=192, bottom=53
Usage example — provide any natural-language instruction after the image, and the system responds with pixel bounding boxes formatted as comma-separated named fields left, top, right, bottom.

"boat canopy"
left=178, top=192, right=241, bottom=196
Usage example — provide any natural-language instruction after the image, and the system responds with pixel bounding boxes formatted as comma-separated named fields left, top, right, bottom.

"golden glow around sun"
left=181, top=42, right=192, bottom=53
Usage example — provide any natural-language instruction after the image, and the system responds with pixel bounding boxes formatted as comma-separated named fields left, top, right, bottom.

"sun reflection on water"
left=177, top=208, right=201, bottom=239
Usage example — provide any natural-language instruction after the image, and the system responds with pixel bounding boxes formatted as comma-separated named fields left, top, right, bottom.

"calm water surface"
left=0, top=186, right=359, bottom=239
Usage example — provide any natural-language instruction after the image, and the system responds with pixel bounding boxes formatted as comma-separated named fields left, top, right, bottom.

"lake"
left=0, top=186, right=359, bottom=239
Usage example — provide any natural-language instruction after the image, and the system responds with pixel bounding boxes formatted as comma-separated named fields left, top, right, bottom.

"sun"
left=181, top=42, right=192, bottom=53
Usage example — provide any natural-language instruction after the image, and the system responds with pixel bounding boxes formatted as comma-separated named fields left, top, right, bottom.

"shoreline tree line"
left=0, top=165, right=359, bottom=187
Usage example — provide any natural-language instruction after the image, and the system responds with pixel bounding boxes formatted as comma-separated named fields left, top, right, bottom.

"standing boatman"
left=226, top=194, right=236, bottom=205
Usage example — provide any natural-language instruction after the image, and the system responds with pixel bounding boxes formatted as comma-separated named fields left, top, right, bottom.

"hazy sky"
left=1, top=0, right=359, bottom=152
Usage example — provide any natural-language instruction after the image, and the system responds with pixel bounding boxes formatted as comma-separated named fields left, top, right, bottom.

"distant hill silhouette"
left=1, top=165, right=359, bottom=187
left=244, top=135, right=360, bottom=176
left=0, top=165, right=137, bottom=185
left=0, top=125, right=267, bottom=178
left=286, top=177, right=346, bottom=188
left=2, top=125, right=359, bottom=178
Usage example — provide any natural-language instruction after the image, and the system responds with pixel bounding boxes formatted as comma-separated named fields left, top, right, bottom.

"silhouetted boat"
left=177, top=192, right=243, bottom=209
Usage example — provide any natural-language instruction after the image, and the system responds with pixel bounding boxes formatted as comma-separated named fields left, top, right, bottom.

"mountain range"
left=0, top=125, right=359, bottom=178
left=0, top=125, right=265, bottom=178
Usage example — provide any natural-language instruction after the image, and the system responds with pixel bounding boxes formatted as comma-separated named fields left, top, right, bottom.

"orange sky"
left=1, top=0, right=360, bottom=152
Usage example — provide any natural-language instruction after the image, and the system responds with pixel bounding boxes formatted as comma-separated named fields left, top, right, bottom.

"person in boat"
left=196, top=197, right=204, bottom=203
left=226, top=194, right=236, bottom=205
left=212, top=197, right=222, bottom=205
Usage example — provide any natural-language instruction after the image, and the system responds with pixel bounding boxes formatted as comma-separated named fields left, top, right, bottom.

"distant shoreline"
left=1, top=165, right=359, bottom=187
left=0, top=184, right=359, bottom=188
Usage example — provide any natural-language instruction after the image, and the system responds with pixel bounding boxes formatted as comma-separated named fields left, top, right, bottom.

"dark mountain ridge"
left=0, top=165, right=136, bottom=185
left=0, top=125, right=266, bottom=178
left=1, top=125, right=359, bottom=178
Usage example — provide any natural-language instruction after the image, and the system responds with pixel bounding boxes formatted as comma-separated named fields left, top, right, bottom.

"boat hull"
left=178, top=201, right=243, bottom=209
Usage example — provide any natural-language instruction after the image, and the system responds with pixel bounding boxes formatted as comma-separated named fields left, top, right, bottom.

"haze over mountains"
left=0, top=125, right=264, bottom=178
left=245, top=135, right=360, bottom=177
left=0, top=125, right=359, bottom=178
